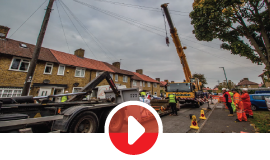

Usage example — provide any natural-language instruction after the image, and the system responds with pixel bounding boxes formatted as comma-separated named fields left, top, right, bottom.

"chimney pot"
left=156, top=78, right=160, bottom=82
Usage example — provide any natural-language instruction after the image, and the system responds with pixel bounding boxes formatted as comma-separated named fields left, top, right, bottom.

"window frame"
left=110, top=73, right=113, bottom=79
left=148, top=82, right=151, bottom=87
left=43, top=62, right=54, bottom=75
left=57, top=64, right=65, bottom=76
left=9, top=57, right=30, bottom=72
left=140, top=81, right=142, bottom=86
left=133, top=80, right=137, bottom=86
left=75, top=67, right=85, bottom=77
left=153, top=83, right=157, bottom=88
left=72, top=87, right=83, bottom=93
left=143, top=81, right=145, bottom=87
left=252, top=95, right=263, bottom=100
left=123, top=75, right=128, bottom=82
left=96, top=71, right=102, bottom=77
left=115, top=74, right=118, bottom=82
left=0, top=88, right=22, bottom=98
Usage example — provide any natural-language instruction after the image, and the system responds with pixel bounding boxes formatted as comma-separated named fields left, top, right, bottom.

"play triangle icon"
left=128, top=116, right=145, bottom=145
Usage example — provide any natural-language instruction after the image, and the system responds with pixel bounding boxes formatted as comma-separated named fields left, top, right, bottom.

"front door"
left=54, top=89, right=64, bottom=102
left=38, top=88, right=52, bottom=97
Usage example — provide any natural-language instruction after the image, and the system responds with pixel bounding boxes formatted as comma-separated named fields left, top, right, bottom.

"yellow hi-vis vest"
left=61, top=96, right=67, bottom=102
left=141, top=92, right=146, bottom=96
left=169, top=94, right=176, bottom=103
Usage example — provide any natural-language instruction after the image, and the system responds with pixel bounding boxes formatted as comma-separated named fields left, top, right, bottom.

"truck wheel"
left=68, top=111, right=99, bottom=133
left=251, top=105, right=257, bottom=111
left=109, top=109, right=124, bottom=133
left=99, top=108, right=113, bottom=133
left=195, top=102, right=200, bottom=108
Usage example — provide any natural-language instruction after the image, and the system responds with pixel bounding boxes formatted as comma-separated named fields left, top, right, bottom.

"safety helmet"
left=222, top=88, right=226, bottom=90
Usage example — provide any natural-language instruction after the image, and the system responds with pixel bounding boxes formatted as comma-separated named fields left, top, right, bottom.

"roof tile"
left=0, top=38, right=57, bottom=63
left=50, top=49, right=114, bottom=72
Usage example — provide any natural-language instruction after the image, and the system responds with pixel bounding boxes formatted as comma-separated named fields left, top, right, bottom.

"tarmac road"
left=162, top=103, right=210, bottom=133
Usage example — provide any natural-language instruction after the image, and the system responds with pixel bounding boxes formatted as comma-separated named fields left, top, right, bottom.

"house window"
left=143, top=81, right=145, bottom=87
left=44, top=63, right=53, bottom=74
left=123, top=75, right=128, bottom=82
left=96, top=71, right=102, bottom=77
left=0, top=88, right=22, bottom=98
left=110, top=73, right=113, bottom=79
left=133, top=80, right=137, bottom=86
left=115, top=74, right=118, bottom=82
left=153, top=83, right=157, bottom=88
left=154, top=92, right=157, bottom=96
left=140, top=81, right=142, bottom=86
left=57, top=65, right=65, bottom=75
left=148, top=82, right=151, bottom=87
left=9, top=57, right=30, bottom=72
left=75, top=68, right=85, bottom=77
left=73, top=87, right=83, bottom=93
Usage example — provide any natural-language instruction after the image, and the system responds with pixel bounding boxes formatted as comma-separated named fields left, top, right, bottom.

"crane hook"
left=166, top=37, right=170, bottom=47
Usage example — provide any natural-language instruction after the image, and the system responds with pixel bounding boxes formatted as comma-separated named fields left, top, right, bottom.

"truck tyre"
left=109, top=109, right=124, bottom=133
left=100, top=109, right=125, bottom=132
left=99, top=108, right=113, bottom=133
left=195, top=102, right=200, bottom=108
left=68, top=111, right=99, bottom=133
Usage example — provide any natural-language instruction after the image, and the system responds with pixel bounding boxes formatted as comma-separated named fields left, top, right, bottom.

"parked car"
left=249, top=94, right=270, bottom=110
left=265, top=98, right=270, bottom=111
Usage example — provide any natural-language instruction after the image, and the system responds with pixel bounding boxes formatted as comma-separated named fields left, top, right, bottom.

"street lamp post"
left=219, top=67, right=229, bottom=89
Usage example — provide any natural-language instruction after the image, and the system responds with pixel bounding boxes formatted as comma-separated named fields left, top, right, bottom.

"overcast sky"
left=0, top=0, right=264, bottom=88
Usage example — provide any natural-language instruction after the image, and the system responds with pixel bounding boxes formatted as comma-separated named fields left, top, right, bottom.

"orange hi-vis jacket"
left=233, top=93, right=240, bottom=106
left=223, top=92, right=232, bottom=103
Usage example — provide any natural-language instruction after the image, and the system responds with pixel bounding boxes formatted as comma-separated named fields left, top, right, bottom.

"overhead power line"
left=74, top=0, right=262, bottom=72
left=56, top=0, right=71, bottom=54
left=60, top=0, right=118, bottom=62
left=9, top=0, right=48, bottom=38
left=88, top=0, right=190, bottom=14
left=59, top=0, right=97, bottom=59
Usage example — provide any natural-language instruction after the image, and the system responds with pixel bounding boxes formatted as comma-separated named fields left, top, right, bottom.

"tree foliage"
left=190, top=0, right=270, bottom=76
left=193, top=73, right=208, bottom=87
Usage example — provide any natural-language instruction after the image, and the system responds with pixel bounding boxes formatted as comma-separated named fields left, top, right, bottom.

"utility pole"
left=219, top=67, right=229, bottom=89
left=22, top=0, right=55, bottom=96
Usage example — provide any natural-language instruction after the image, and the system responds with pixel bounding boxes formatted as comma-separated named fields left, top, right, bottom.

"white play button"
left=128, top=116, right=145, bottom=145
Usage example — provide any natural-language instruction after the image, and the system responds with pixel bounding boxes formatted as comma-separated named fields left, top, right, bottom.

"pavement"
left=200, top=103, right=255, bottom=133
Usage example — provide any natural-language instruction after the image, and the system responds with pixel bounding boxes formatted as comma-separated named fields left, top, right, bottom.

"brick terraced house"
left=0, top=25, right=159, bottom=99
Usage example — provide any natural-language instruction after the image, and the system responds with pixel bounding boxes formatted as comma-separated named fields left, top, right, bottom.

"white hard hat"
left=242, top=88, right=248, bottom=91
left=65, top=91, right=68, bottom=93
left=222, top=88, right=226, bottom=90
left=226, top=89, right=229, bottom=91
left=173, top=93, right=175, bottom=95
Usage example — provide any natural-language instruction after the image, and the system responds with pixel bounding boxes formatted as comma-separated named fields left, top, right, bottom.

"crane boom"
left=161, top=3, right=192, bottom=82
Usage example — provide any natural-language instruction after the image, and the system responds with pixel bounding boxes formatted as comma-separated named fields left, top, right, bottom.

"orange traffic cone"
left=199, top=110, right=207, bottom=120
left=190, top=115, right=199, bottom=130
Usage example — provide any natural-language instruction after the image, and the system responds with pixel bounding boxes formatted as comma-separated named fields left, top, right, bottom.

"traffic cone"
left=199, top=110, right=207, bottom=120
left=190, top=115, right=199, bottom=130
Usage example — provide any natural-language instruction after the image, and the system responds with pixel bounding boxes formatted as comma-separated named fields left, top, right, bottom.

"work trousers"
left=244, top=102, right=253, bottom=116
left=170, top=103, right=177, bottom=115
left=226, top=102, right=233, bottom=114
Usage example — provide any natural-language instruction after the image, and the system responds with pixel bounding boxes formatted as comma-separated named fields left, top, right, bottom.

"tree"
left=192, top=73, right=208, bottom=87
left=190, top=0, right=270, bottom=77
left=217, top=81, right=236, bottom=91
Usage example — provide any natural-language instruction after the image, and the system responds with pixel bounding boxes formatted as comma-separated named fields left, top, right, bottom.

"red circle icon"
left=105, top=101, right=162, bottom=155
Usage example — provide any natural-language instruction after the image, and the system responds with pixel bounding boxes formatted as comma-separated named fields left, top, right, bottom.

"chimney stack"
left=112, top=62, right=120, bottom=69
left=136, top=69, right=143, bottom=75
left=74, top=48, right=85, bottom=58
left=164, top=80, right=169, bottom=83
left=171, top=81, right=175, bottom=83
left=156, top=78, right=160, bottom=82
left=0, top=25, right=10, bottom=39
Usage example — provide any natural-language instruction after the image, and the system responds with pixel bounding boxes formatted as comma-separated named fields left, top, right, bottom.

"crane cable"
left=161, top=8, right=169, bottom=47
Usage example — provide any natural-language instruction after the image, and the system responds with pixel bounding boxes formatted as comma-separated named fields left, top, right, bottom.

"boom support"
left=161, top=3, right=192, bottom=82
